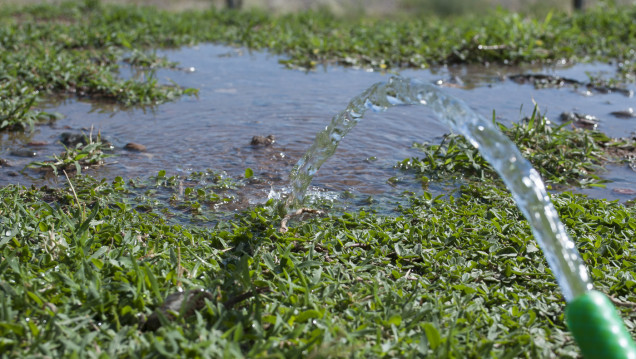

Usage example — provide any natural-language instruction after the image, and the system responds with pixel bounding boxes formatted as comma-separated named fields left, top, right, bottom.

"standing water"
left=287, top=76, right=593, bottom=302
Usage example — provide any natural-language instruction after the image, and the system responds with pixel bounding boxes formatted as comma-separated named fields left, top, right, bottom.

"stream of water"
left=287, top=76, right=594, bottom=301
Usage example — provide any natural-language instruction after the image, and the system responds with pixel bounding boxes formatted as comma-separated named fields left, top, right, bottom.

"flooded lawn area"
left=1, top=44, right=635, bottom=213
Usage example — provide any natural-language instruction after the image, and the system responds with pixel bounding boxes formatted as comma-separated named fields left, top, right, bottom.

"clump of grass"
left=0, top=3, right=201, bottom=130
left=0, top=84, right=61, bottom=131
left=122, top=49, right=178, bottom=69
left=26, top=133, right=113, bottom=176
left=0, top=176, right=635, bottom=357
left=398, top=107, right=610, bottom=187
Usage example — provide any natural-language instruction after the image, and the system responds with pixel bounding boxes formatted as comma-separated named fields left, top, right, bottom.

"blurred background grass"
left=0, top=0, right=634, bottom=17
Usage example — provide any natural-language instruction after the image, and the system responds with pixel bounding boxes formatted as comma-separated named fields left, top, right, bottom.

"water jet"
left=286, top=76, right=635, bottom=358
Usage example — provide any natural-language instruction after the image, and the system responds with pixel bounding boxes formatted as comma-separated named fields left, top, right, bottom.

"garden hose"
left=566, top=290, right=636, bottom=359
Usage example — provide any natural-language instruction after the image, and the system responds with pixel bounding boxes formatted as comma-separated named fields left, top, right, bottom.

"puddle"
left=571, top=164, right=636, bottom=201
left=1, top=44, right=635, bottom=215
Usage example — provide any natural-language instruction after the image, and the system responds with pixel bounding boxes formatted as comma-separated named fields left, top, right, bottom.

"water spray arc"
left=286, top=76, right=635, bottom=358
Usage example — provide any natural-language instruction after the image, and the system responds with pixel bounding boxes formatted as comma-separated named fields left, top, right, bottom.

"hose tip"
left=566, top=290, right=636, bottom=359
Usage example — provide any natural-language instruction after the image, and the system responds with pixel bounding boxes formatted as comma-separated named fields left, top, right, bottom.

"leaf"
left=423, top=322, right=441, bottom=349
left=117, top=33, right=132, bottom=49
left=296, top=309, right=322, bottom=323
left=245, top=168, right=253, bottom=179
left=386, top=315, right=402, bottom=327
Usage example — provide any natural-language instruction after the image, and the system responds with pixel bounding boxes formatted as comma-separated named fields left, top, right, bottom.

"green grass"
left=1, top=1, right=636, bottom=129
left=26, top=133, right=114, bottom=176
left=398, top=107, right=631, bottom=188
left=1, top=176, right=635, bottom=357
left=2, top=1, right=636, bottom=357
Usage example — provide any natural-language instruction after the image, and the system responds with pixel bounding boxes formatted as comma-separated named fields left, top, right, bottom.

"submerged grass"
left=26, top=133, right=114, bottom=176
left=1, top=1, right=636, bottom=129
left=1, top=176, right=635, bottom=357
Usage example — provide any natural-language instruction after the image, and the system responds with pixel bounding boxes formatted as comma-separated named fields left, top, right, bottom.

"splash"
left=287, top=76, right=592, bottom=301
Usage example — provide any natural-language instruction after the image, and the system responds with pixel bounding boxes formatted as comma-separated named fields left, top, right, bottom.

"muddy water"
left=1, top=44, right=634, bottom=213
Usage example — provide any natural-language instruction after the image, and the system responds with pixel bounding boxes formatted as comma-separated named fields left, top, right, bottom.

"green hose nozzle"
left=566, top=290, right=636, bottom=359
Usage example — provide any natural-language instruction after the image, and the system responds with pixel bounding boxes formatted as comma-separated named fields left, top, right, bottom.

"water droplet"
left=386, top=95, right=403, bottom=106
left=363, top=99, right=386, bottom=112
left=522, top=176, right=533, bottom=187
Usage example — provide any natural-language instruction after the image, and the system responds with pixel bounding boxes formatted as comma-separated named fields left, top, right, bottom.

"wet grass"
left=398, top=107, right=635, bottom=188
left=26, top=133, right=114, bottom=176
left=131, top=169, right=242, bottom=223
left=1, top=175, right=636, bottom=357
left=1, top=1, right=636, bottom=129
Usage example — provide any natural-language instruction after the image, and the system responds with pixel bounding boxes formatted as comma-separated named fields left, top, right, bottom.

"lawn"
left=1, top=1, right=635, bottom=357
